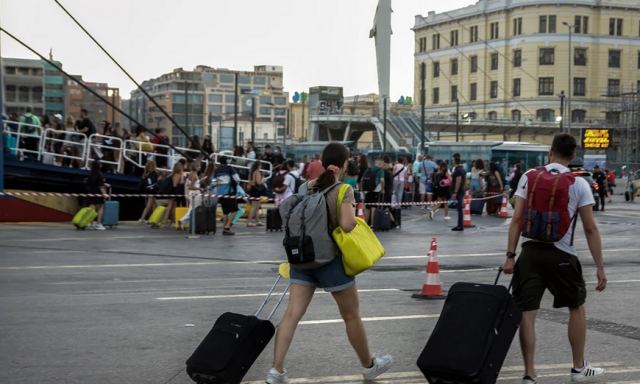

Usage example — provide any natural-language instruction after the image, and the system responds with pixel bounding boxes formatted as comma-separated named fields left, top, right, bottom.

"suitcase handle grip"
left=495, top=267, right=514, bottom=292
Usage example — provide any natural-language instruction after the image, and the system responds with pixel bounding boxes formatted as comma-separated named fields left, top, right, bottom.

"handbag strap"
left=335, top=184, right=350, bottom=220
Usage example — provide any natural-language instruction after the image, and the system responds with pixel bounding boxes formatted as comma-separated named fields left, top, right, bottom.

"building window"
left=538, top=77, right=554, bottom=95
left=606, top=111, right=621, bottom=124
left=536, top=109, right=555, bottom=122
left=539, top=48, right=555, bottom=65
left=208, top=94, right=223, bottom=103
left=432, top=88, right=439, bottom=104
left=491, top=53, right=499, bottom=70
left=512, top=109, right=522, bottom=121
left=451, top=59, right=458, bottom=75
left=574, top=48, right=587, bottom=66
left=573, top=78, right=586, bottom=96
left=609, top=18, right=623, bottom=36
left=418, top=37, right=427, bottom=52
left=574, top=16, right=589, bottom=34
left=450, top=30, right=459, bottom=46
left=451, top=85, right=458, bottom=101
left=470, top=83, right=477, bottom=101
left=572, top=109, right=586, bottom=123
left=608, top=50, right=621, bottom=68
left=513, top=17, right=523, bottom=36
left=490, top=22, right=499, bottom=39
left=470, top=26, right=478, bottom=42
left=432, top=34, right=440, bottom=50
left=470, top=55, right=478, bottom=72
left=488, top=111, right=498, bottom=120
left=513, top=49, right=522, bottom=67
left=490, top=81, right=498, bottom=99
left=539, top=15, right=556, bottom=33
left=607, top=79, right=620, bottom=96
left=433, top=62, right=440, bottom=78
left=513, top=78, right=521, bottom=97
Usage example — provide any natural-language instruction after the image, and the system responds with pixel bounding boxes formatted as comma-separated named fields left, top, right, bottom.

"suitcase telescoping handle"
left=495, top=267, right=514, bottom=292
left=254, top=275, right=291, bottom=322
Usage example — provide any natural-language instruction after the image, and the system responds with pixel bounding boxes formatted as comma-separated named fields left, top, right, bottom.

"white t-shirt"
left=275, top=170, right=296, bottom=205
left=392, top=163, right=408, bottom=183
left=515, top=163, right=594, bottom=256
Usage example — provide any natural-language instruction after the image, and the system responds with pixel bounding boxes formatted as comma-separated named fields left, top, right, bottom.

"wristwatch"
left=506, top=251, right=517, bottom=259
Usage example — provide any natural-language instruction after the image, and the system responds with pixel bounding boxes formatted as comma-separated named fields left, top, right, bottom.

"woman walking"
left=485, top=162, right=504, bottom=215
left=139, top=159, right=159, bottom=223
left=429, top=162, right=451, bottom=220
left=265, top=143, right=392, bottom=384
left=158, top=162, right=185, bottom=228
left=470, top=159, right=485, bottom=195
left=246, top=161, right=266, bottom=227
left=85, top=161, right=110, bottom=230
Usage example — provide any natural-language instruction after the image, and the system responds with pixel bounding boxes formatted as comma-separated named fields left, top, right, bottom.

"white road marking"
left=242, top=362, right=628, bottom=384
left=2, top=248, right=639, bottom=271
left=156, top=288, right=401, bottom=301
left=298, top=314, right=439, bottom=325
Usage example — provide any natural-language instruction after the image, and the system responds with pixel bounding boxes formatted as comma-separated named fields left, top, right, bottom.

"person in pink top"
left=304, top=154, right=325, bottom=180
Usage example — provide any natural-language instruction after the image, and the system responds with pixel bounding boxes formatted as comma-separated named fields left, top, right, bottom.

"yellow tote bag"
left=332, top=184, right=385, bottom=276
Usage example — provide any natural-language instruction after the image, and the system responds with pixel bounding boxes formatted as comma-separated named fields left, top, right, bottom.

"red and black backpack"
left=520, top=168, right=578, bottom=243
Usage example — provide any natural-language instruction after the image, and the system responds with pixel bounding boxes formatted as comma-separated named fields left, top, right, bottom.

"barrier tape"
left=362, top=193, right=503, bottom=208
left=0, top=190, right=505, bottom=207
left=0, top=191, right=273, bottom=202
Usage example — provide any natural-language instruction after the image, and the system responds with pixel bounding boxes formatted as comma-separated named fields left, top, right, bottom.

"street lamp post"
left=562, top=22, right=575, bottom=136
left=559, top=90, right=565, bottom=132
left=251, top=96, right=256, bottom=145
left=455, top=98, right=460, bottom=142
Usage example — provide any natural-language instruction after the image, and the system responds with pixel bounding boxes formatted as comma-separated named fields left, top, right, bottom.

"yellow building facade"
left=413, top=0, right=640, bottom=129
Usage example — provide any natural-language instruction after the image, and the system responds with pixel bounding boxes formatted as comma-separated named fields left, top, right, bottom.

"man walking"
left=19, top=107, right=41, bottom=160
left=592, top=165, right=607, bottom=211
left=451, top=153, right=466, bottom=231
left=502, top=134, right=607, bottom=384
left=419, top=155, right=437, bottom=208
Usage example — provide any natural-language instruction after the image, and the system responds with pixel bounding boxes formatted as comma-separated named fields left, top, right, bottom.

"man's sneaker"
left=571, top=362, right=605, bottom=382
left=95, top=224, right=107, bottom=231
left=444, top=216, right=451, bottom=220
left=362, top=354, right=393, bottom=381
left=522, top=375, right=537, bottom=384
left=265, top=368, right=289, bottom=384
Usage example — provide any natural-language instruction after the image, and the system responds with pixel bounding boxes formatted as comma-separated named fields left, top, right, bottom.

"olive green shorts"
left=513, top=241, right=587, bottom=312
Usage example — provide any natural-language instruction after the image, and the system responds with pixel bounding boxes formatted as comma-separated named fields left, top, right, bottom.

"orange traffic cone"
left=463, top=191, right=475, bottom=228
left=356, top=202, right=365, bottom=220
left=499, top=193, right=509, bottom=218
left=412, top=249, right=446, bottom=300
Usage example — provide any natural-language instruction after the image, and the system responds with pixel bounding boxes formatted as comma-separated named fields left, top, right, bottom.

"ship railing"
left=85, top=133, right=124, bottom=172
left=39, top=128, right=90, bottom=166
left=3, top=122, right=44, bottom=160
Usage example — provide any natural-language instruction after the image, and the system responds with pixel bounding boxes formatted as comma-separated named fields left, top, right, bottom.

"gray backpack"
left=279, top=182, right=341, bottom=269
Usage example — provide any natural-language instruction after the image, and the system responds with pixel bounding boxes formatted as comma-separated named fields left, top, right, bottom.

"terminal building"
left=412, top=0, right=640, bottom=163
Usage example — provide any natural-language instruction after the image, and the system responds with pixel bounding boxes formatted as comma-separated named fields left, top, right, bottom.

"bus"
left=424, top=141, right=549, bottom=170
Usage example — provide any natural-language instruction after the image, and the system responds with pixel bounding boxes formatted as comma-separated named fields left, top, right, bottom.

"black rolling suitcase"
left=417, top=269, right=521, bottom=384
left=373, top=208, right=392, bottom=231
left=186, top=275, right=290, bottom=384
left=266, top=208, right=282, bottom=232
left=195, top=204, right=216, bottom=235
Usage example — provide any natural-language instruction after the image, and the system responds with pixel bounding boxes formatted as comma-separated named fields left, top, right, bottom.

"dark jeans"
left=456, top=191, right=464, bottom=228
left=598, top=191, right=606, bottom=211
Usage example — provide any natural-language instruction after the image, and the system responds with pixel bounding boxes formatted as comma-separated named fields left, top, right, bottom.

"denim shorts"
left=290, top=254, right=355, bottom=292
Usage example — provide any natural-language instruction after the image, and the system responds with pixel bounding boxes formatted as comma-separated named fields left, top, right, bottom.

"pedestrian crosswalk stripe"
left=155, top=288, right=401, bottom=301
left=299, top=314, right=440, bottom=325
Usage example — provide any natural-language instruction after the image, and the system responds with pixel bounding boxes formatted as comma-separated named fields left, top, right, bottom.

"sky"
left=1, top=0, right=475, bottom=101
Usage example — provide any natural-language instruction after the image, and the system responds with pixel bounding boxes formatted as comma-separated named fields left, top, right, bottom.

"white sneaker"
left=444, top=216, right=451, bottom=220
left=362, top=354, right=393, bottom=381
left=95, top=224, right=107, bottom=231
left=571, top=361, right=605, bottom=382
left=522, top=375, right=537, bottom=384
left=266, top=368, right=289, bottom=384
